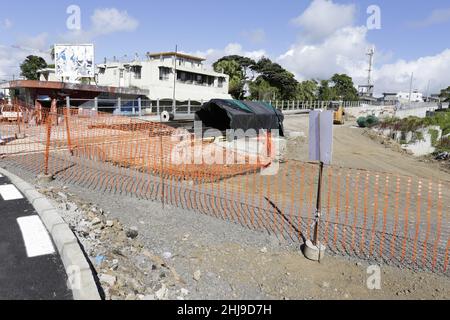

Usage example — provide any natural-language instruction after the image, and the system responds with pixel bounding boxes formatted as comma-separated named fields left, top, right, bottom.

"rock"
left=260, top=247, right=268, bottom=254
left=106, top=220, right=115, bottom=228
left=57, top=192, right=68, bottom=200
left=126, top=227, right=139, bottom=239
left=155, top=285, right=169, bottom=300
left=111, top=259, right=119, bottom=271
left=142, top=295, right=156, bottom=301
left=99, top=274, right=117, bottom=287
left=321, top=282, right=330, bottom=289
left=91, top=218, right=102, bottom=228
left=180, top=288, right=189, bottom=296
left=193, top=270, right=202, bottom=282
left=162, top=252, right=173, bottom=260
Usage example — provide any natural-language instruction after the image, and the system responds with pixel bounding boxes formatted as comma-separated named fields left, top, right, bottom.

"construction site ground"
left=1, top=114, right=449, bottom=300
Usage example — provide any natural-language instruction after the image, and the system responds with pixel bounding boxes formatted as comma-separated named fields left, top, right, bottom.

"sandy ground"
left=284, top=114, right=450, bottom=183
left=1, top=115, right=449, bottom=300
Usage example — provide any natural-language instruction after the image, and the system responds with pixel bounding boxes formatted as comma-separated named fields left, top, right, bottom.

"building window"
left=159, top=67, right=170, bottom=81
left=132, top=66, right=142, bottom=79
left=119, top=69, right=124, bottom=79
left=218, top=77, right=225, bottom=88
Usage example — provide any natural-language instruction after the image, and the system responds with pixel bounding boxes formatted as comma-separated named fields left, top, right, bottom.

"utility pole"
left=425, top=80, right=431, bottom=102
left=366, top=46, right=375, bottom=87
left=408, top=72, right=414, bottom=108
left=172, top=45, right=178, bottom=115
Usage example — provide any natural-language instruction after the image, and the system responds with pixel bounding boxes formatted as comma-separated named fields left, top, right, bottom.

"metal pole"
left=408, top=72, right=414, bottom=108
left=172, top=45, right=178, bottom=115
left=138, top=97, right=142, bottom=117
left=313, top=161, right=324, bottom=246
left=157, top=99, right=160, bottom=117
left=94, top=97, right=98, bottom=112
left=65, top=96, right=73, bottom=155
left=118, top=97, right=122, bottom=114
left=188, top=99, right=191, bottom=115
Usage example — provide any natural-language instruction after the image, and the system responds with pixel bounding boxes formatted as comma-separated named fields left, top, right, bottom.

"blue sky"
left=1, top=0, right=449, bottom=93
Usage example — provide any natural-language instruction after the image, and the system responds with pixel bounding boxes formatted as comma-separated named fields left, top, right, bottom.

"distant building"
left=382, top=91, right=424, bottom=103
left=396, top=91, right=424, bottom=103
left=96, top=52, right=231, bottom=103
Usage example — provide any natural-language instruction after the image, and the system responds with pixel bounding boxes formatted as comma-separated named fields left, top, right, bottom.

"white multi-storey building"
left=37, top=51, right=232, bottom=104
left=96, top=52, right=231, bottom=103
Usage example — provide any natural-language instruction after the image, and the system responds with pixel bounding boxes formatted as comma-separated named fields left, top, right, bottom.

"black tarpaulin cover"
left=195, top=99, right=284, bottom=136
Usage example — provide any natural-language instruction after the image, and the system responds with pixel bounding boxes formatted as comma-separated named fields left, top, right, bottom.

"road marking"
left=0, top=184, right=24, bottom=201
left=17, top=216, right=55, bottom=258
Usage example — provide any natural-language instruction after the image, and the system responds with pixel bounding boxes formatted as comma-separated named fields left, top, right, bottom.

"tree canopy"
left=20, top=55, right=47, bottom=80
left=439, top=86, right=450, bottom=102
left=213, top=55, right=360, bottom=102
left=330, top=74, right=359, bottom=101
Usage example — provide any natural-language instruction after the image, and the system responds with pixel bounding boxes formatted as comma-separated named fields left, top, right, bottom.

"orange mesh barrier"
left=0, top=103, right=448, bottom=275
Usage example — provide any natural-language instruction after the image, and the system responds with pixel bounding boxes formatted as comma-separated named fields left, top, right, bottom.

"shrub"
left=365, top=115, right=379, bottom=127
left=357, top=117, right=367, bottom=128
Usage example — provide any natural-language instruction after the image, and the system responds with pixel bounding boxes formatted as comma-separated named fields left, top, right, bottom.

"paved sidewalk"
left=0, top=173, right=72, bottom=300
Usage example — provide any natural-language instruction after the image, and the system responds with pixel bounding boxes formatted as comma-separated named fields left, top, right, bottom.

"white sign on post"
left=309, top=110, right=334, bottom=165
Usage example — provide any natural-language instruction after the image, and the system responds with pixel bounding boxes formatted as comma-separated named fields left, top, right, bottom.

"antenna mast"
left=366, top=46, right=375, bottom=86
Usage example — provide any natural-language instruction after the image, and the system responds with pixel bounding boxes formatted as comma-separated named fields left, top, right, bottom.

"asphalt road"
left=0, top=173, right=72, bottom=300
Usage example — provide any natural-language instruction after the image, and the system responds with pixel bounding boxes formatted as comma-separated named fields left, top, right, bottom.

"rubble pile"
left=38, top=186, right=189, bottom=301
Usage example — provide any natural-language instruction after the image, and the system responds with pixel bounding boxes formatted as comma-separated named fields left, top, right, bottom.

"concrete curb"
left=0, top=167, right=101, bottom=301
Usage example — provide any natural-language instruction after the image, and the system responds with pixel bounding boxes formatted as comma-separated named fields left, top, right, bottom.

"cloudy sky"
left=1, top=0, right=449, bottom=95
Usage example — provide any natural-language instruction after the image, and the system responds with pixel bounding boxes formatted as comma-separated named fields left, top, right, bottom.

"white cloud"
left=91, top=8, right=139, bottom=35
left=278, top=26, right=370, bottom=81
left=291, top=0, right=355, bottom=42
left=2, top=18, right=12, bottom=29
left=0, top=45, right=50, bottom=81
left=61, top=8, right=139, bottom=43
left=410, top=8, right=450, bottom=28
left=16, top=33, right=49, bottom=51
left=277, top=0, right=450, bottom=95
left=193, top=43, right=267, bottom=65
left=374, top=50, right=450, bottom=94
left=242, top=28, right=266, bottom=44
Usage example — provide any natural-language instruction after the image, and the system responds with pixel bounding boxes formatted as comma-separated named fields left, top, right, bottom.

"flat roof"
left=1, top=80, right=149, bottom=96
left=147, top=52, right=206, bottom=62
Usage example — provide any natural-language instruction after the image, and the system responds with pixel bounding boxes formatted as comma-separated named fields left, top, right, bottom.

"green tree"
left=296, top=80, right=318, bottom=101
left=330, top=74, right=359, bottom=101
left=318, top=80, right=336, bottom=101
left=213, top=56, right=256, bottom=99
left=213, top=59, right=245, bottom=99
left=20, top=55, right=47, bottom=80
left=439, top=86, right=450, bottom=102
left=248, top=77, right=280, bottom=101
left=252, top=58, right=298, bottom=100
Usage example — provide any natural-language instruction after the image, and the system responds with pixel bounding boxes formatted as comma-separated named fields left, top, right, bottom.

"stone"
left=155, top=285, right=169, bottom=300
left=106, top=220, right=115, bottom=228
left=126, top=227, right=139, bottom=239
left=99, top=274, right=117, bottom=287
left=91, top=217, right=102, bottom=227
left=162, top=252, right=172, bottom=260
left=180, top=288, right=189, bottom=296
left=260, top=247, right=268, bottom=254
left=142, top=295, right=156, bottom=301
left=193, top=270, right=202, bottom=282
left=57, top=192, right=68, bottom=200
